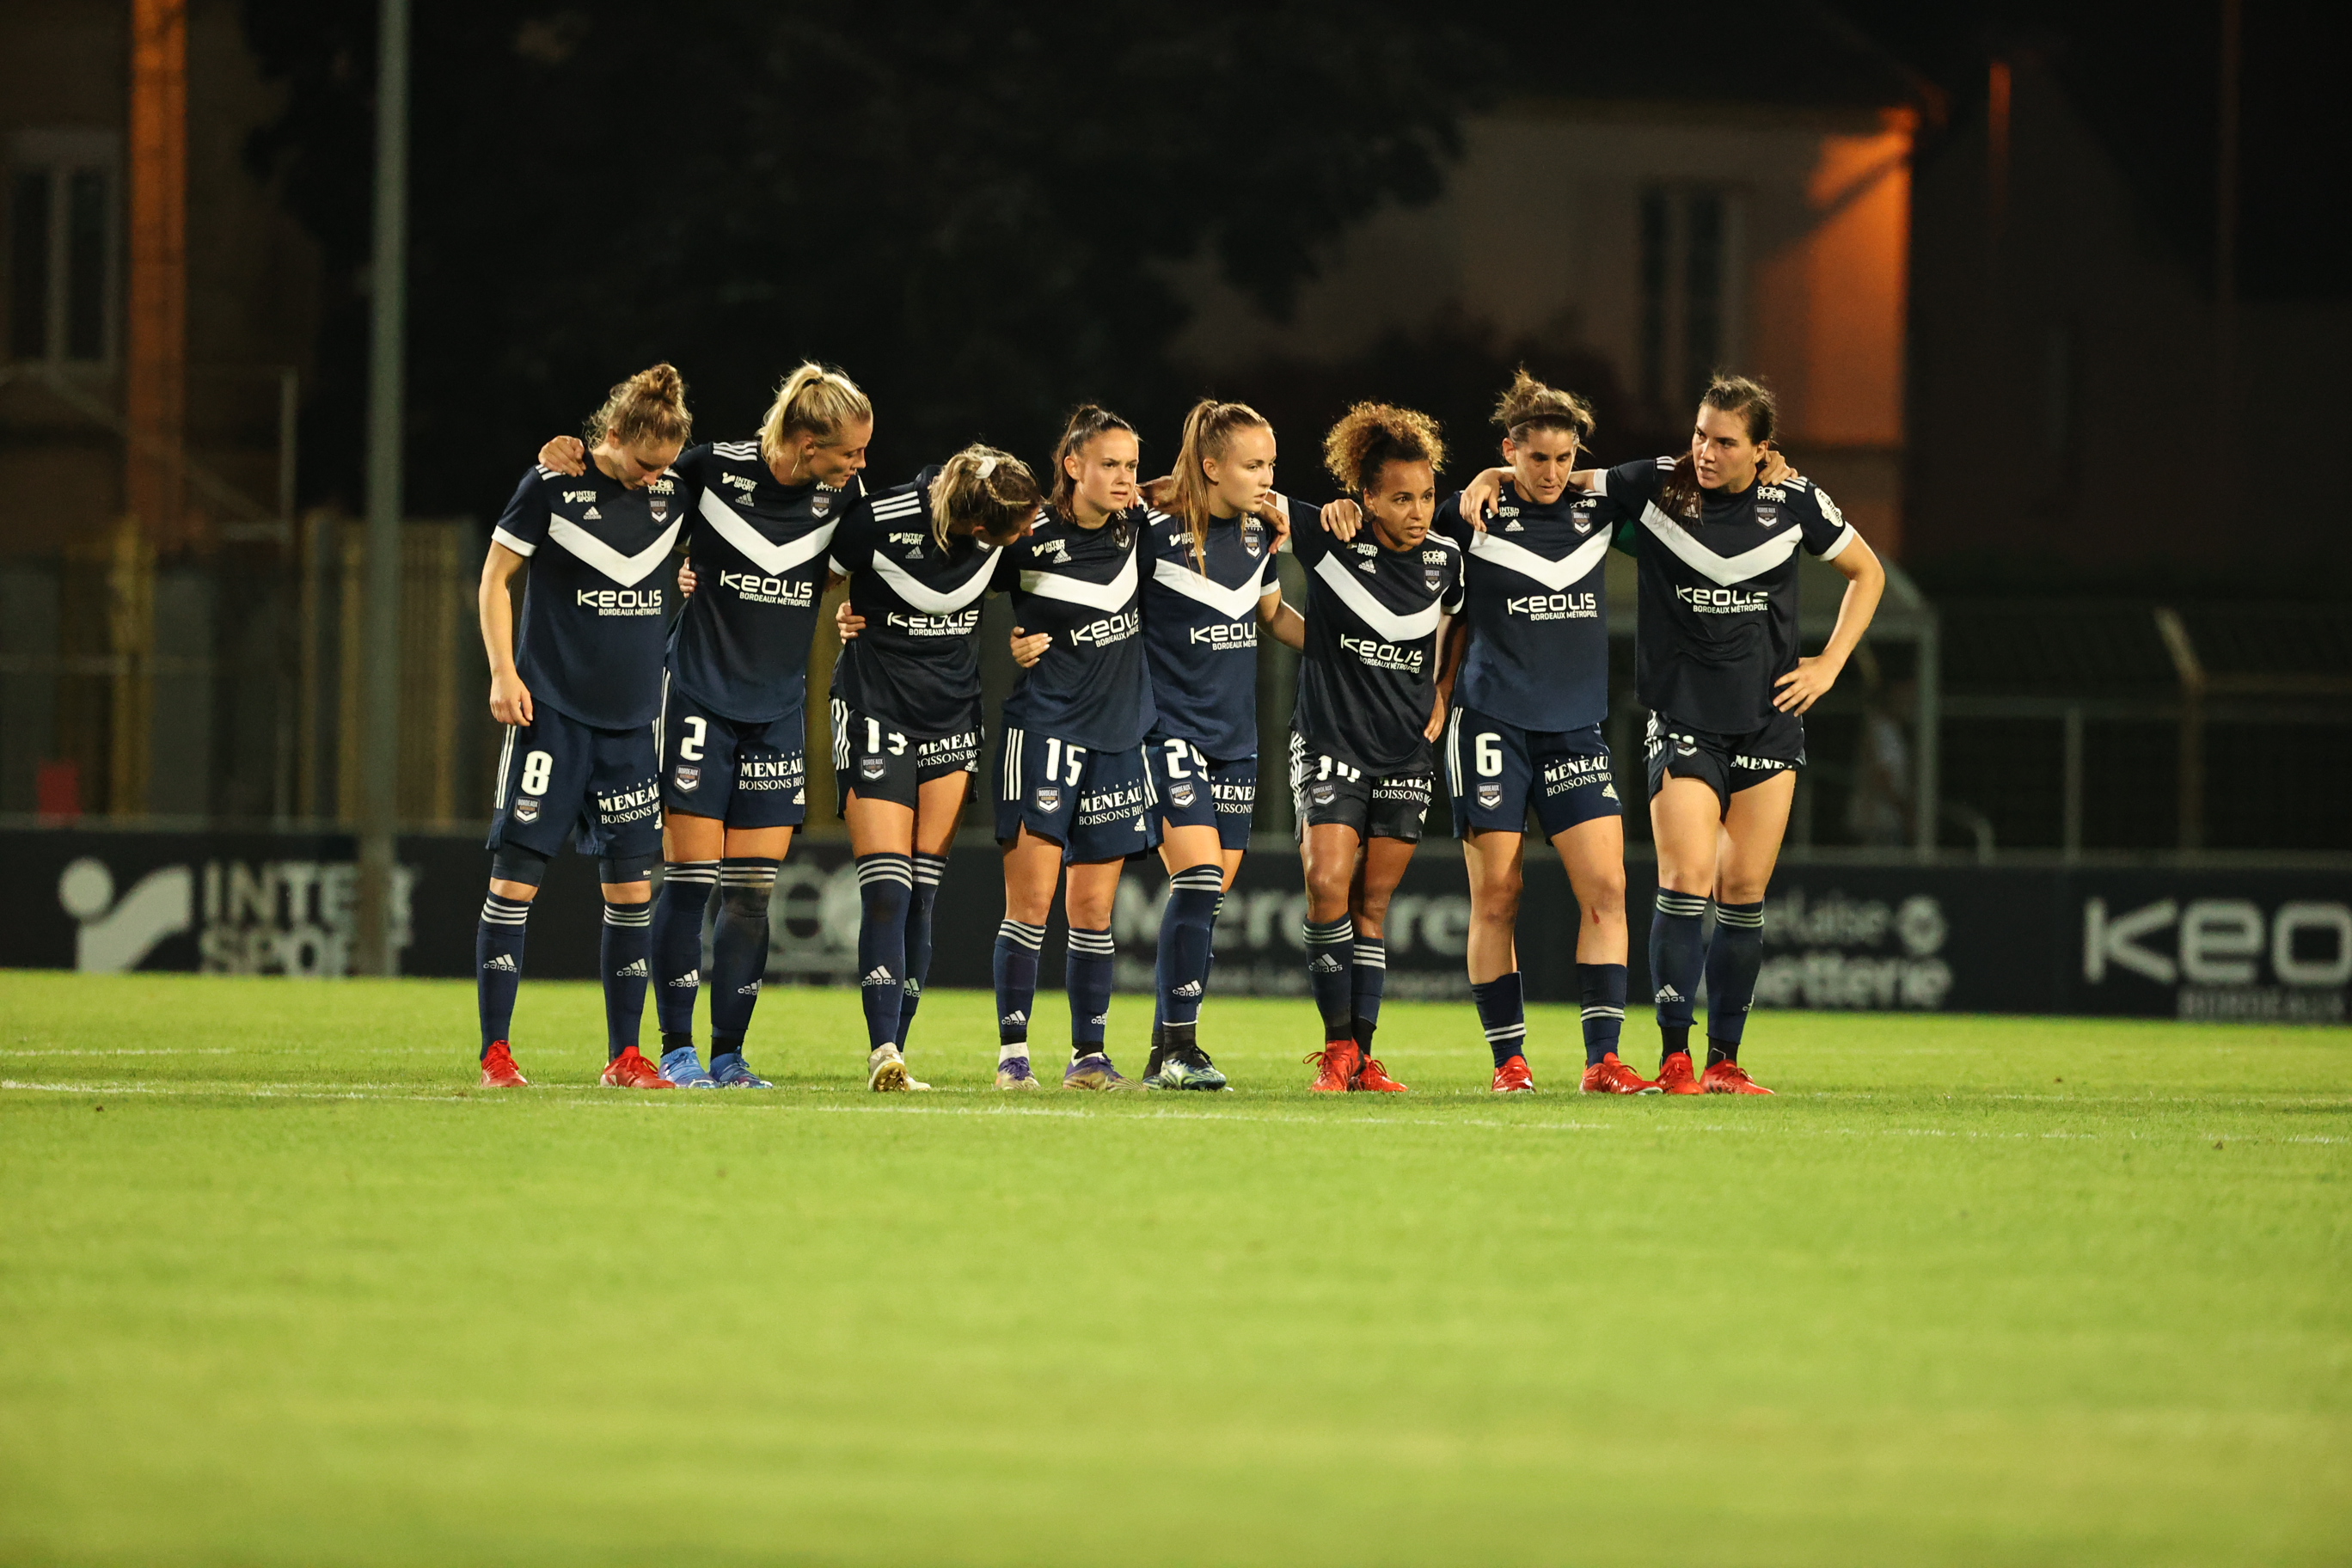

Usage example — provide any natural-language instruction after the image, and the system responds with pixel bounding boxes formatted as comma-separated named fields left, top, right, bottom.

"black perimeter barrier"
left=6, top=828, right=2348, bottom=1024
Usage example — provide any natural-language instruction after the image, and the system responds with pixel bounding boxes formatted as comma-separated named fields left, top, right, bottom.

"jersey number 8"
left=519, top=750, right=554, bottom=796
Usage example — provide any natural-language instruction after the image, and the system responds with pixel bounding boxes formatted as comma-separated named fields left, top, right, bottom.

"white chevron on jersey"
left=1019, top=548, right=1136, bottom=612
left=869, top=546, right=999, bottom=614
left=1152, top=555, right=1272, bottom=620
left=1468, top=526, right=1613, bottom=591
left=695, top=488, right=836, bottom=575
left=545, top=516, right=684, bottom=585
left=1313, top=553, right=1443, bottom=641
left=1638, top=503, right=1804, bottom=586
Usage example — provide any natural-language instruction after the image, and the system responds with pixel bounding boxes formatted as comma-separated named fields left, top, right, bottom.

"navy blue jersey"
left=1604, top=456, right=1857, bottom=732
left=993, top=506, right=1155, bottom=753
left=1434, top=483, right=1622, bottom=732
left=1288, top=498, right=1466, bottom=774
left=826, top=467, right=1003, bottom=738
left=491, top=461, right=684, bottom=730
left=666, top=438, right=859, bottom=724
left=1142, top=508, right=1281, bottom=758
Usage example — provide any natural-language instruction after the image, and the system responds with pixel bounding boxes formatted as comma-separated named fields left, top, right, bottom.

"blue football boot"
left=658, top=1045, right=718, bottom=1088
left=708, top=1051, right=771, bottom=1088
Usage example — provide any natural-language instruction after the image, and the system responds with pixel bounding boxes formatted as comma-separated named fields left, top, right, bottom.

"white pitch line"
left=0, top=1047, right=238, bottom=1057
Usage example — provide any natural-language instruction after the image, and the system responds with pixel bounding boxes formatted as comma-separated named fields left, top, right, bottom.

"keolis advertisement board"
left=5, top=829, right=2344, bottom=1023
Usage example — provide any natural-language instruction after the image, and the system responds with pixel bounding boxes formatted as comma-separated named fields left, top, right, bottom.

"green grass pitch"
left=2, top=972, right=2346, bottom=1566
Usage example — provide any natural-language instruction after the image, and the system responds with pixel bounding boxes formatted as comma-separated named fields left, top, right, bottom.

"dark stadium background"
left=3, top=0, right=2346, bottom=1008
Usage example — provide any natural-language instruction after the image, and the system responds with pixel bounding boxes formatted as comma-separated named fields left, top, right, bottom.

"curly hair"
left=1321, top=401, right=1445, bottom=496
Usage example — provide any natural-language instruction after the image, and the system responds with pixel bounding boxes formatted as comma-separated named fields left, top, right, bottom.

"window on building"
left=7, top=131, right=119, bottom=365
left=1638, top=184, right=1740, bottom=421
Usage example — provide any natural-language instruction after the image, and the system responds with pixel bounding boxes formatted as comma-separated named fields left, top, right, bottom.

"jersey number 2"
left=678, top=716, right=707, bottom=763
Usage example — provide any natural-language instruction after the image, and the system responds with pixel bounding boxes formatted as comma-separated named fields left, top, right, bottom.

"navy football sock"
left=1157, top=864, right=1223, bottom=1032
left=475, top=891, right=531, bottom=1057
left=1578, top=961, right=1630, bottom=1067
left=1470, top=970, right=1528, bottom=1069
left=1303, top=916, right=1355, bottom=1040
left=601, top=898, right=652, bottom=1060
left=1651, top=889, right=1708, bottom=1064
left=1350, top=936, right=1387, bottom=1050
left=855, top=854, right=912, bottom=1052
left=897, top=852, right=946, bottom=1047
left=994, top=918, right=1046, bottom=1057
left=1705, top=899, right=1766, bottom=1065
left=651, top=860, right=717, bottom=1045
left=1067, top=925, right=1115, bottom=1057
left=708, top=857, right=777, bottom=1054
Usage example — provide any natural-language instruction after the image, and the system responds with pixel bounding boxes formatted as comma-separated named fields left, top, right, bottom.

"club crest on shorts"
left=859, top=756, right=886, bottom=781
left=671, top=764, right=700, bottom=792
left=1034, top=786, right=1061, bottom=814
left=1311, top=781, right=1337, bottom=805
left=513, top=797, right=541, bottom=824
left=1477, top=781, right=1504, bottom=811
left=648, top=496, right=670, bottom=524
left=1170, top=782, right=1197, bottom=807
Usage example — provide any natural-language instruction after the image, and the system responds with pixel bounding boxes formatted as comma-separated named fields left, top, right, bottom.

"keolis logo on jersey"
left=1677, top=584, right=1768, bottom=615
left=886, top=609, right=981, bottom=636
left=1068, top=608, right=1140, bottom=646
left=719, top=569, right=814, bottom=607
left=576, top=587, right=664, bottom=616
left=1506, top=590, right=1598, bottom=621
left=1339, top=634, right=1425, bottom=672
left=1188, top=621, right=1257, bottom=648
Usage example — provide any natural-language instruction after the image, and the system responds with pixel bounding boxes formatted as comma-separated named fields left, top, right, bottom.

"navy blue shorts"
left=661, top=683, right=807, bottom=829
left=1645, top=709, right=1806, bottom=812
left=830, top=699, right=982, bottom=815
left=487, top=706, right=663, bottom=862
left=1444, top=707, right=1623, bottom=839
left=1288, top=733, right=1430, bottom=844
left=994, top=727, right=1158, bottom=863
left=1146, top=735, right=1256, bottom=852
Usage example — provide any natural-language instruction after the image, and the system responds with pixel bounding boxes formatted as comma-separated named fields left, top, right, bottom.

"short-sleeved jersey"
left=1604, top=456, right=1857, bottom=733
left=1288, top=499, right=1466, bottom=774
left=1434, top=482, right=1625, bottom=733
left=993, top=506, right=1155, bottom=753
left=826, top=467, right=1003, bottom=738
left=491, top=461, right=684, bottom=730
left=1142, top=508, right=1282, bottom=758
left=666, top=438, right=859, bottom=724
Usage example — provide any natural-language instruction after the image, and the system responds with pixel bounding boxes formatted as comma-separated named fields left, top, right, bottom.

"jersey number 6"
left=1475, top=732, right=1504, bottom=778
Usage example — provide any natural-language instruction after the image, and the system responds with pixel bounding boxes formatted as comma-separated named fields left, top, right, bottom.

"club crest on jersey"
left=1170, top=782, right=1197, bottom=807
left=1477, top=782, right=1504, bottom=811
left=860, top=757, right=886, bottom=781
left=1242, top=518, right=1265, bottom=553
left=1033, top=787, right=1061, bottom=813
left=1424, top=562, right=1444, bottom=591
left=672, top=764, right=700, bottom=793
left=512, top=797, right=541, bottom=824
left=1755, top=505, right=1782, bottom=529
left=647, top=497, right=669, bottom=523
left=811, top=489, right=834, bottom=518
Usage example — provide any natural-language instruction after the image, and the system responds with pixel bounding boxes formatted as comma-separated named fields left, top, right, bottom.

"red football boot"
left=479, top=1041, right=529, bottom=1087
left=1654, top=1050, right=1703, bottom=1095
left=1307, top=1041, right=1360, bottom=1093
left=600, top=1047, right=676, bottom=1089
left=1703, top=1058, right=1775, bottom=1095
left=1491, top=1056, right=1536, bottom=1093
left=1353, top=1054, right=1409, bottom=1093
left=1579, top=1053, right=1660, bottom=1095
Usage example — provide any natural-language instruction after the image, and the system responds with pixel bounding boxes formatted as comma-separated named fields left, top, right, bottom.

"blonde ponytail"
left=586, top=362, right=692, bottom=449
left=759, top=362, right=873, bottom=467
left=928, top=444, right=1043, bottom=550
left=1169, top=399, right=1271, bottom=569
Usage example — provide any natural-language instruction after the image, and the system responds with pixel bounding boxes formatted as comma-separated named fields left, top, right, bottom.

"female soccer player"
left=1288, top=404, right=1464, bottom=1093
left=830, top=445, right=1043, bottom=1090
left=1469, top=376, right=1883, bottom=1093
left=474, top=363, right=693, bottom=1089
left=1136, top=400, right=1306, bottom=1090
left=538, top=364, right=873, bottom=1089
left=1437, top=371, right=1650, bottom=1095
left=983, top=405, right=1162, bottom=1090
